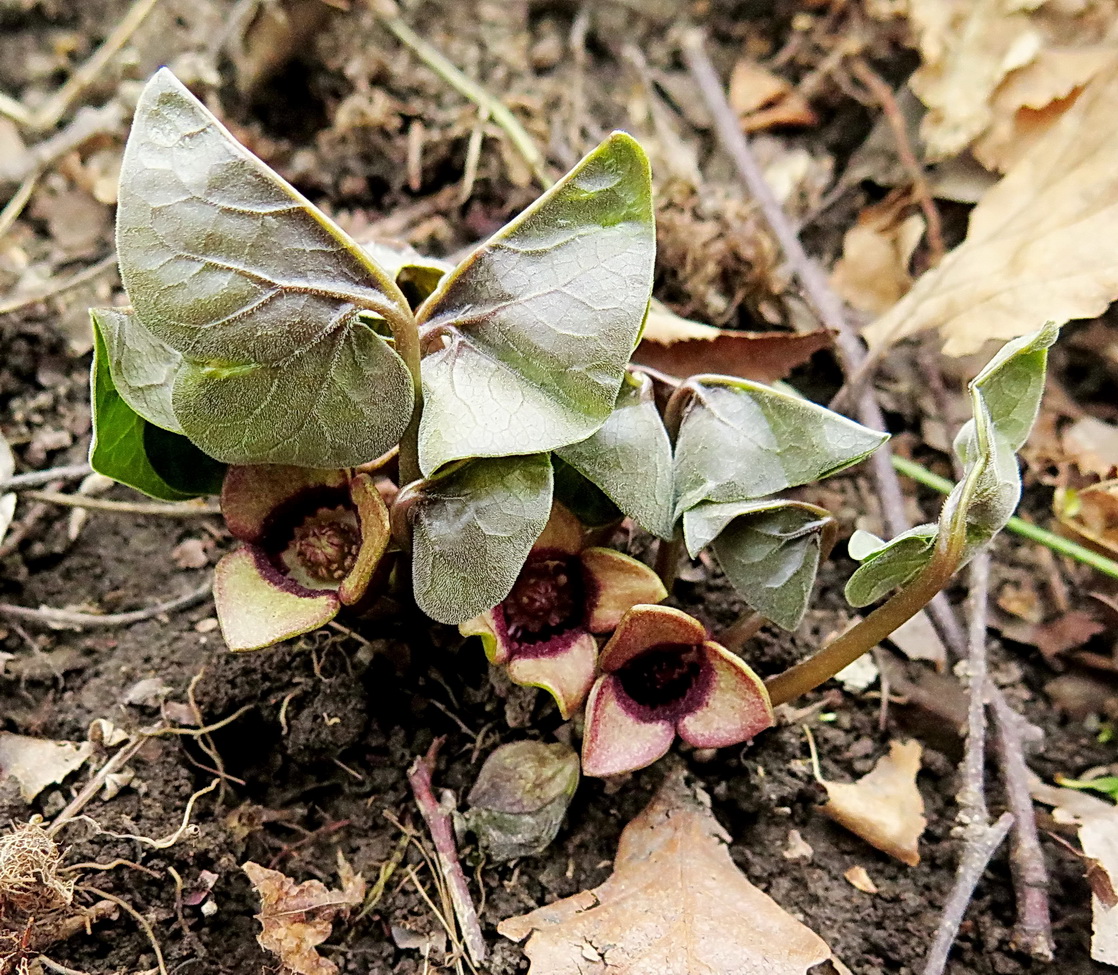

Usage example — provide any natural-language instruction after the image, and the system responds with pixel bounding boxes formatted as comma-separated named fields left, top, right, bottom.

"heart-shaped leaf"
left=846, top=323, right=1058, bottom=606
left=92, top=308, right=182, bottom=432
left=684, top=499, right=833, bottom=630
left=415, top=133, right=655, bottom=475
left=409, top=454, right=554, bottom=625
left=116, top=69, right=414, bottom=467
left=90, top=316, right=225, bottom=500
left=556, top=371, right=674, bottom=539
left=672, top=377, right=888, bottom=519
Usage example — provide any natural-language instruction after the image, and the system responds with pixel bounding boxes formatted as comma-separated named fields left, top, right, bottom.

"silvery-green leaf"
left=116, top=69, right=414, bottom=467
left=90, top=317, right=224, bottom=501
left=91, top=308, right=183, bottom=433
left=672, top=377, right=888, bottom=519
left=416, top=133, right=655, bottom=475
left=171, top=320, right=412, bottom=467
left=410, top=454, right=553, bottom=625
left=844, top=524, right=937, bottom=608
left=685, top=499, right=833, bottom=630
left=845, top=323, right=1058, bottom=607
left=556, top=371, right=673, bottom=538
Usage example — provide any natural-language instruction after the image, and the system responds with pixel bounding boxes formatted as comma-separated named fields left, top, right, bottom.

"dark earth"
left=1, top=0, right=1115, bottom=972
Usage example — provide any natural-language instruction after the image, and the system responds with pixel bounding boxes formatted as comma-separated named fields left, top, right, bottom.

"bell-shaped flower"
left=460, top=505, right=667, bottom=719
left=581, top=604, right=774, bottom=777
left=214, top=466, right=391, bottom=651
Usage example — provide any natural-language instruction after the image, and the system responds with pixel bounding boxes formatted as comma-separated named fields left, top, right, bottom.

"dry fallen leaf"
left=819, top=740, right=926, bottom=866
left=499, top=769, right=846, bottom=974
left=866, top=62, right=1118, bottom=355
left=1055, top=482, right=1118, bottom=558
left=880, top=0, right=1118, bottom=162
left=728, top=59, right=817, bottom=132
left=243, top=853, right=365, bottom=975
left=1069, top=802, right=1118, bottom=964
left=1063, top=415, right=1118, bottom=480
left=636, top=303, right=831, bottom=384
left=0, top=732, right=93, bottom=802
left=831, top=195, right=926, bottom=315
left=843, top=864, right=879, bottom=894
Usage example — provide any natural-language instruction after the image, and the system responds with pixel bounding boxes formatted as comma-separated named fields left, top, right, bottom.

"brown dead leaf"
left=1064, top=416, right=1118, bottom=480
left=819, top=740, right=926, bottom=866
left=831, top=196, right=925, bottom=316
left=1031, top=609, right=1107, bottom=662
left=1056, top=482, right=1118, bottom=558
left=243, top=852, right=365, bottom=975
left=636, top=304, right=831, bottom=384
left=843, top=865, right=879, bottom=894
left=728, top=59, right=817, bottom=132
left=866, top=62, right=1118, bottom=355
left=499, top=769, right=845, bottom=974
left=0, top=732, right=93, bottom=802
left=1077, top=808, right=1118, bottom=964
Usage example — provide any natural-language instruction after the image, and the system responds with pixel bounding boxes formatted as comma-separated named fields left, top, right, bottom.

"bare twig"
left=20, top=490, right=220, bottom=517
left=0, top=463, right=92, bottom=492
left=407, top=738, right=487, bottom=966
left=0, top=102, right=125, bottom=188
left=848, top=58, right=945, bottom=266
left=680, top=29, right=1051, bottom=959
left=0, top=253, right=117, bottom=318
left=991, top=692, right=1054, bottom=960
left=0, top=577, right=212, bottom=629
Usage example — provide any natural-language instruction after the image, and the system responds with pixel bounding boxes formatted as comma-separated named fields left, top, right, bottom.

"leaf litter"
left=499, top=768, right=847, bottom=975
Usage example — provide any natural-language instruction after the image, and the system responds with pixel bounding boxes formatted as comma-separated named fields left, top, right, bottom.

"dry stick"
left=0, top=253, right=118, bottom=318
left=681, top=27, right=1052, bottom=955
left=924, top=554, right=1015, bottom=975
left=0, top=463, right=91, bottom=492
left=992, top=691, right=1055, bottom=960
left=0, top=577, right=211, bottom=629
left=407, top=738, right=487, bottom=967
left=20, top=490, right=221, bottom=517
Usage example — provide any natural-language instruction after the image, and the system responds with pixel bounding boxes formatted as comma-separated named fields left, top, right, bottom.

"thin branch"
left=0, top=253, right=117, bottom=318
left=20, top=490, right=221, bottom=517
left=0, top=463, right=91, bottom=492
left=958, top=553, right=992, bottom=827
left=407, top=738, right=487, bottom=966
left=0, top=577, right=212, bottom=629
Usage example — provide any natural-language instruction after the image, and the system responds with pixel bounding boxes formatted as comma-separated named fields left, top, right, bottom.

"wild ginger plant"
left=90, top=69, right=1057, bottom=775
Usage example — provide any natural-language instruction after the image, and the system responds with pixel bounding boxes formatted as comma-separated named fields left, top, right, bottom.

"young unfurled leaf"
left=415, top=133, right=655, bottom=475
left=846, top=323, right=1058, bottom=606
left=499, top=770, right=843, bottom=974
left=671, top=377, right=888, bottom=519
left=360, top=240, right=451, bottom=309
left=407, top=455, right=554, bottom=625
left=90, top=317, right=225, bottom=501
left=116, top=69, right=414, bottom=468
left=684, top=500, right=834, bottom=630
left=556, top=371, right=674, bottom=539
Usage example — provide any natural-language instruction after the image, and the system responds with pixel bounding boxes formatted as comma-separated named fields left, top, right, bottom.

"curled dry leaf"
left=243, top=853, right=365, bottom=975
left=819, top=739, right=926, bottom=867
left=843, top=865, right=879, bottom=894
left=830, top=195, right=925, bottom=316
left=728, top=59, right=817, bottom=132
left=866, top=62, right=1118, bottom=355
left=635, top=303, right=831, bottom=384
left=1063, top=415, right=1118, bottom=481
left=0, top=731, right=93, bottom=802
left=498, top=769, right=846, bottom=974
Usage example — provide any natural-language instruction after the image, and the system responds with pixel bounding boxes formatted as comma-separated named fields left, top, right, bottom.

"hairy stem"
left=385, top=306, right=425, bottom=485
left=654, top=530, right=684, bottom=590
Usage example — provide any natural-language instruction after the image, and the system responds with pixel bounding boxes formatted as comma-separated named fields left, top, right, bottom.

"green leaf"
left=116, top=69, right=414, bottom=467
left=684, top=499, right=832, bottom=630
left=555, top=371, right=673, bottom=538
left=844, top=525, right=937, bottom=607
left=845, top=323, right=1059, bottom=606
left=415, top=132, right=655, bottom=475
left=410, top=454, right=554, bottom=625
left=671, top=377, right=888, bottom=519
left=91, top=308, right=183, bottom=432
left=551, top=457, right=622, bottom=529
left=90, top=318, right=224, bottom=500
left=171, top=320, right=413, bottom=467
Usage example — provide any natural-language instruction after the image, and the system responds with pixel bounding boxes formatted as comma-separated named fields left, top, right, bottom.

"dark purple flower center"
left=503, top=556, right=583, bottom=644
left=293, top=517, right=360, bottom=582
left=617, top=642, right=705, bottom=714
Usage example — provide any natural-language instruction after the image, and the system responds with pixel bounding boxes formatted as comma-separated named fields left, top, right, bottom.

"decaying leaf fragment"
left=243, top=854, right=365, bottom=975
left=498, top=769, right=845, bottom=974
left=0, top=731, right=93, bottom=802
left=830, top=196, right=925, bottom=316
left=866, top=64, right=1118, bottom=355
left=0, top=432, right=15, bottom=548
left=819, top=740, right=926, bottom=866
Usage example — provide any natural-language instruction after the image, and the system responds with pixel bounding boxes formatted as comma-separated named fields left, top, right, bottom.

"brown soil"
left=0, top=1, right=1112, bottom=973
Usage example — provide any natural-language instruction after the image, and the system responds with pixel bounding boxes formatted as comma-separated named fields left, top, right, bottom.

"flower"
left=581, top=604, right=773, bottom=777
left=213, top=465, right=391, bottom=651
left=460, top=504, right=667, bottom=718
